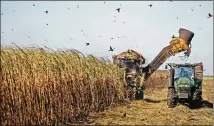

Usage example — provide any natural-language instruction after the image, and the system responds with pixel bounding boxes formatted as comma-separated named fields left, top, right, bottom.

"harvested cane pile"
left=145, top=70, right=169, bottom=90
left=0, top=45, right=127, bottom=125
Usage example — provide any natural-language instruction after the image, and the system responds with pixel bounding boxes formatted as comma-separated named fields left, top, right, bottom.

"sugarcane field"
left=0, top=1, right=213, bottom=125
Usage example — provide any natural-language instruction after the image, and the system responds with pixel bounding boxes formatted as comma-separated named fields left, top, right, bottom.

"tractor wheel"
left=189, top=99, right=202, bottom=109
left=135, top=87, right=144, bottom=100
left=127, top=86, right=136, bottom=101
left=167, top=87, right=177, bottom=108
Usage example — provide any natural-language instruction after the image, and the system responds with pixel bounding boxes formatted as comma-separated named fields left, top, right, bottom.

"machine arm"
left=143, top=37, right=192, bottom=80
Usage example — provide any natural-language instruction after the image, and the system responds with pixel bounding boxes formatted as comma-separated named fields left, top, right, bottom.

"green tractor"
left=165, top=62, right=203, bottom=108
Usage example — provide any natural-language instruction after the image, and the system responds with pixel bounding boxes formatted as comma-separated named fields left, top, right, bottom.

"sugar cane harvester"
left=112, top=28, right=195, bottom=100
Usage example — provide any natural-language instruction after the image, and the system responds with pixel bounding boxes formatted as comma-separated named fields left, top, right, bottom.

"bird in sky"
left=45, top=10, right=48, bottom=14
left=108, top=46, right=115, bottom=51
left=207, top=13, right=213, bottom=18
left=148, top=4, right=152, bottom=7
left=86, top=43, right=90, bottom=46
left=116, top=8, right=120, bottom=13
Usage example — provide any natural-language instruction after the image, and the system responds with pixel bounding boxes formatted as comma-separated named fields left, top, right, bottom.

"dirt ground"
left=89, top=77, right=213, bottom=125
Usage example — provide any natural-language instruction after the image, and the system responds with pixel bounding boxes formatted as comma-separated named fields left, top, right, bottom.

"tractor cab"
left=112, top=49, right=145, bottom=72
left=165, top=63, right=201, bottom=80
left=173, top=64, right=194, bottom=80
left=174, top=66, right=193, bottom=79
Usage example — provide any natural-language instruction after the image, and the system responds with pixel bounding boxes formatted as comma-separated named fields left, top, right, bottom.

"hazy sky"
left=1, top=1, right=213, bottom=75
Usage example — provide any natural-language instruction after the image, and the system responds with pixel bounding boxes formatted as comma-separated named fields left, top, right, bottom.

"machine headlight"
left=178, top=85, right=190, bottom=87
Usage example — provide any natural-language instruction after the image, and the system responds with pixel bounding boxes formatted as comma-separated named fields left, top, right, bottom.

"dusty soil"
left=89, top=77, right=213, bottom=125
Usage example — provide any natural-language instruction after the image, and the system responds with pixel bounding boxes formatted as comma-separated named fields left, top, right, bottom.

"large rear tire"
left=167, top=88, right=177, bottom=108
left=135, top=86, right=144, bottom=100
left=189, top=100, right=201, bottom=109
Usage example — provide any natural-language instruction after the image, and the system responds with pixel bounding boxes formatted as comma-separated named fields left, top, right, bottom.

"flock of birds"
left=1, top=2, right=213, bottom=53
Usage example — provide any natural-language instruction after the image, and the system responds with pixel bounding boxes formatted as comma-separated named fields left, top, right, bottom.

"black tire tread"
left=167, top=88, right=177, bottom=108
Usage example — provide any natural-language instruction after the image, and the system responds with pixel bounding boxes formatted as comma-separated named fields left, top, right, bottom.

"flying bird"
left=111, top=38, right=114, bottom=39
left=45, top=10, right=48, bottom=14
left=123, top=22, right=125, bottom=24
left=199, top=5, right=201, bottom=7
left=116, top=8, right=120, bottom=13
left=191, top=9, right=193, bottom=11
left=12, top=29, right=14, bottom=31
left=33, top=4, right=35, bottom=6
left=46, top=23, right=48, bottom=25
left=1, top=13, right=3, bottom=15
left=86, top=43, right=90, bottom=46
left=104, top=1, right=106, bottom=4
left=77, top=5, right=79, bottom=8
left=68, top=7, right=70, bottom=10
left=28, top=36, right=30, bottom=38
left=148, top=4, right=152, bottom=7
left=177, top=17, right=178, bottom=19
left=207, top=13, right=213, bottom=18
left=108, top=46, right=115, bottom=51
